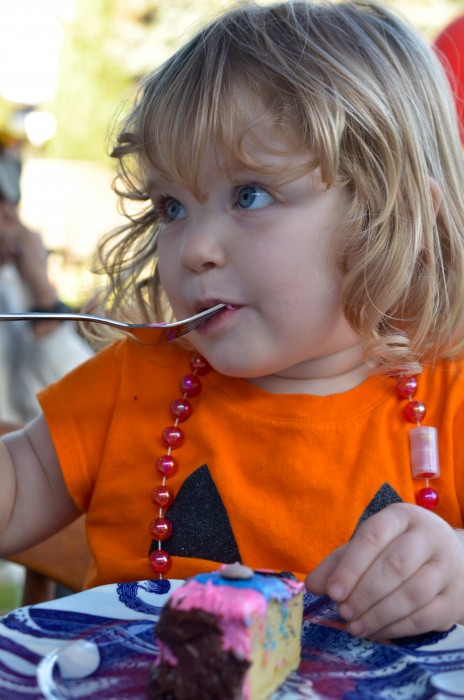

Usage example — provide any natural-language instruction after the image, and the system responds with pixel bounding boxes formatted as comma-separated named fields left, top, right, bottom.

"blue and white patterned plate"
left=0, top=579, right=463, bottom=699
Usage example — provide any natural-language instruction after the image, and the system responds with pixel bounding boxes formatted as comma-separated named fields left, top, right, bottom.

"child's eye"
left=156, top=197, right=187, bottom=222
left=235, top=185, right=275, bottom=210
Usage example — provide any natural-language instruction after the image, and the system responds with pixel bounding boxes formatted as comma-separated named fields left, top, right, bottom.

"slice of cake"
left=148, top=563, right=304, bottom=700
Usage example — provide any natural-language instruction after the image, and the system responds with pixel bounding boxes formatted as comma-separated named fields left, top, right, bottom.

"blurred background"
left=0, top=0, right=463, bottom=312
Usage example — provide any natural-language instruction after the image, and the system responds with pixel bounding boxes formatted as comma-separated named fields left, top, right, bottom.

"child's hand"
left=305, top=503, right=464, bottom=639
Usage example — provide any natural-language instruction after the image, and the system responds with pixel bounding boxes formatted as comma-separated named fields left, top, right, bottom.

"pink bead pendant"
left=397, top=376, right=440, bottom=512
left=409, top=426, right=440, bottom=480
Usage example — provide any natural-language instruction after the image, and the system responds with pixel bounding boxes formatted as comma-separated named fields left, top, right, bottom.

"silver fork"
left=0, top=304, right=227, bottom=342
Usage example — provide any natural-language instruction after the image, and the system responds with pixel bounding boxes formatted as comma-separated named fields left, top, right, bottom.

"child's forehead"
left=144, top=120, right=315, bottom=193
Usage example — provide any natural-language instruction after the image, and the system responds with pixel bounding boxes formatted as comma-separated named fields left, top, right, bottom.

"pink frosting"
left=170, top=580, right=267, bottom=659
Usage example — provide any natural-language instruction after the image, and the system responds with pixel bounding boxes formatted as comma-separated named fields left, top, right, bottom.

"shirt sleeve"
left=37, top=341, right=124, bottom=512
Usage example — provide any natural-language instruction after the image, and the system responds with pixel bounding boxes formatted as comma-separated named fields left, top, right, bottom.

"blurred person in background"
left=0, top=137, right=92, bottom=427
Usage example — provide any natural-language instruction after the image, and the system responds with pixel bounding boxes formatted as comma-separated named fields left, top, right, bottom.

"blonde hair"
left=93, top=0, right=464, bottom=375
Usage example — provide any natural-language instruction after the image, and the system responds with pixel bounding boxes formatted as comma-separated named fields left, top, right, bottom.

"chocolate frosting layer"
left=147, top=605, right=250, bottom=700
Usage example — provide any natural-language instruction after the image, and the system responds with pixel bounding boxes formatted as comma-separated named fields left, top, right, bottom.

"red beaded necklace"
left=396, top=376, right=440, bottom=509
left=148, top=352, right=211, bottom=577
left=148, top=358, right=440, bottom=577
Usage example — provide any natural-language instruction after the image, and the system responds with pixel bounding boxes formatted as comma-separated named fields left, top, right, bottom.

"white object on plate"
left=37, top=639, right=100, bottom=699
left=56, top=639, right=100, bottom=679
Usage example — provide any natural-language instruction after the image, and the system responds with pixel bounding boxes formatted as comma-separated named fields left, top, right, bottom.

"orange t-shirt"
left=38, top=336, right=464, bottom=589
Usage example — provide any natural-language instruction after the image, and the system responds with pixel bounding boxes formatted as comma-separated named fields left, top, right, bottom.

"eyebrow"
left=145, top=173, right=174, bottom=192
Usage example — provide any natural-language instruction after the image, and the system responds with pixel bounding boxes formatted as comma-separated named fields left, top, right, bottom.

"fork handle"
left=28, top=301, right=73, bottom=323
left=0, top=312, right=118, bottom=326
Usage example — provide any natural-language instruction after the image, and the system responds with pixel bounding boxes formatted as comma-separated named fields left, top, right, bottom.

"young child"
left=1, top=0, right=464, bottom=642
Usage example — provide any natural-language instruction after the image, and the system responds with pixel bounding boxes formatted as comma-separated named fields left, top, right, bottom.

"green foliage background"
left=46, top=0, right=132, bottom=163
left=40, top=0, right=227, bottom=163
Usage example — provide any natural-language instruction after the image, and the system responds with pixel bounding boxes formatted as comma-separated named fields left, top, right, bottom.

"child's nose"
left=180, top=223, right=226, bottom=273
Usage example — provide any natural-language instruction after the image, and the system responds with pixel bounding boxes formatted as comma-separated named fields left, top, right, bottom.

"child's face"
left=152, top=131, right=363, bottom=386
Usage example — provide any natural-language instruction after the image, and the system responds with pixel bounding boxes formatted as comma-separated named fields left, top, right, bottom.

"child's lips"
left=195, top=303, right=241, bottom=333
left=194, top=300, right=239, bottom=314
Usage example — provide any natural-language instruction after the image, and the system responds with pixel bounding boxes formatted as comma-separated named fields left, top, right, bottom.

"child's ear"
left=428, top=175, right=442, bottom=219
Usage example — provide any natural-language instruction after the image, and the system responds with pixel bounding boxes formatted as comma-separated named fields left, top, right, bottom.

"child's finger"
left=305, top=543, right=347, bottom=594
left=325, top=504, right=411, bottom=604
left=352, top=588, right=455, bottom=640
left=336, top=524, right=432, bottom=622
left=343, top=559, right=445, bottom=637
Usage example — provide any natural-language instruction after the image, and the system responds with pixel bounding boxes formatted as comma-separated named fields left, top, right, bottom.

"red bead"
left=149, top=549, right=171, bottom=573
left=190, top=353, right=211, bottom=375
left=396, top=377, right=417, bottom=399
left=151, top=485, right=174, bottom=508
left=162, top=425, right=184, bottom=448
left=156, top=455, right=178, bottom=478
left=180, top=374, right=202, bottom=397
left=403, top=400, right=426, bottom=424
left=149, top=517, right=173, bottom=541
left=170, top=399, right=192, bottom=422
left=416, top=487, right=439, bottom=509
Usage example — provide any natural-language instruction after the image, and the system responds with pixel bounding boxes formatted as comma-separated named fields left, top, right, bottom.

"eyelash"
left=152, top=195, right=178, bottom=222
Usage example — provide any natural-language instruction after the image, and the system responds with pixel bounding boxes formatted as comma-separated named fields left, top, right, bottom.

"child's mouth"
left=196, top=303, right=239, bottom=333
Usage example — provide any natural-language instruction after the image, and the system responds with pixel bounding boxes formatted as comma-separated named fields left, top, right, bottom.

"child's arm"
left=306, top=503, right=464, bottom=639
left=0, top=415, right=81, bottom=556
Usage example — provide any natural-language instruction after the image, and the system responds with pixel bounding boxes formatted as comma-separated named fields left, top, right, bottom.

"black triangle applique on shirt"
left=149, top=475, right=402, bottom=564
left=149, top=464, right=242, bottom=564
left=352, top=482, right=403, bottom=536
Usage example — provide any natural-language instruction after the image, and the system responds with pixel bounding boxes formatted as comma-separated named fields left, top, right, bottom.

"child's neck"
left=245, top=346, right=370, bottom=396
